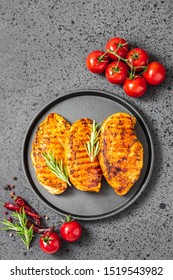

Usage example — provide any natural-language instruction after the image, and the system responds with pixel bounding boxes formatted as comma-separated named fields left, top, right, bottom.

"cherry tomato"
left=126, top=48, right=149, bottom=72
left=39, top=231, right=61, bottom=254
left=143, top=61, right=166, bottom=85
left=60, top=215, right=82, bottom=242
left=106, top=37, right=129, bottom=60
left=123, top=76, right=147, bottom=98
left=105, top=61, right=128, bottom=84
left=86, top=50, right=109, bottom=74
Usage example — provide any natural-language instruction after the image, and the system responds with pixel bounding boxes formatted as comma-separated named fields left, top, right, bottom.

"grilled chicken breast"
left=66, top=118, right=102, bottom=192
left=31, top=113, right=70, bottom=194
left=99, top=112, right=143, bottom=196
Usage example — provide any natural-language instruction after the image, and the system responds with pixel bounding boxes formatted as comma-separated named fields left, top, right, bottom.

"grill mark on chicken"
left=99, top=112, right=143, bottom=196
left=31, top=113, right=71, bottom=194
left=66, top=118, right=102, bottom=192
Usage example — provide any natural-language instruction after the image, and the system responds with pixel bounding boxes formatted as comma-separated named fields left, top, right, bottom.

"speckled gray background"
left=0, top=0, right=172, bottom=260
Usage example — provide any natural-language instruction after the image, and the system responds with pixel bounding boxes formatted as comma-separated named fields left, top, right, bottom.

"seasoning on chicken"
left=66, top=118, right=102, bottom=192
left=99, top=112, right=143, bottom=196
left=31, top=113, right=70, bottom=194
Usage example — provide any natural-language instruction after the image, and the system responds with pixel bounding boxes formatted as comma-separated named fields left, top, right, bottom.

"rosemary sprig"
left=42, top=151, right=71, bottom=186
left=0, top=208, right=33, bottom=249
left=85, top=120, right=101, bottom=162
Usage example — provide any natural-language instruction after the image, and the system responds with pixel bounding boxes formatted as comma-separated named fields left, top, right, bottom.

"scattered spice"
left=4, top=184, right=15, bottom=191
left=12, top=176, right=17, bottom=181
left=8, top=217, right=13, bottom=223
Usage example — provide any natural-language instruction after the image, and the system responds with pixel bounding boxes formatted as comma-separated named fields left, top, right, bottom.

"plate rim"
left=22, top=89, right=154, bottom=221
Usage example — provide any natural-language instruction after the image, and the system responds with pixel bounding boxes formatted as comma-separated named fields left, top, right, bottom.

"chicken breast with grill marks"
left=31, top=113, right=71, bottom=194
left=66, top=118, right=102, bottom=192
left=99, top=112, right=143, bottom=196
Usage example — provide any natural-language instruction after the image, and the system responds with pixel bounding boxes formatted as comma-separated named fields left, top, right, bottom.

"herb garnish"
left=0, top=208, right=33, bottom=249
left=42, top=151, right=71, bottom=186
left=85, top=120, right=101, bottom=162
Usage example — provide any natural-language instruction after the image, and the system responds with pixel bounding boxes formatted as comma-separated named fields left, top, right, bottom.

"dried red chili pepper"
left=33, top=218, right=41, bottom=226
left=3, top=202, right=40, bottom=219
left=27, top=219, right=54, bottom=234
left=10, top=192, right=37, bottom=213
left=10, top=193, right=41, bottom=226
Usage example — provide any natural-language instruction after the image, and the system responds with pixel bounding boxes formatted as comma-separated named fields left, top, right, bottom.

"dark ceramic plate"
left=23, top=90, right=154, bottom=221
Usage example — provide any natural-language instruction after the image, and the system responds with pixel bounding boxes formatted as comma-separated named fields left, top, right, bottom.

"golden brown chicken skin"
left=66, top=118, right=102, bottom=192
left=99, top=112, right=143, bottom=196
left=31, top=113, right=70, bottom=194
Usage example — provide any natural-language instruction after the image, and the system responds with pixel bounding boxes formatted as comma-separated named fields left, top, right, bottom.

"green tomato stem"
left=66, top=214, right=72, bottom=223
left=107, top=50, right=133, bottom=69
left=98, top=51, right=108, bottom=62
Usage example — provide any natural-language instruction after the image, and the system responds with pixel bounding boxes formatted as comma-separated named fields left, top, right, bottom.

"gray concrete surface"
left=0, top=0, right=172, bottom=260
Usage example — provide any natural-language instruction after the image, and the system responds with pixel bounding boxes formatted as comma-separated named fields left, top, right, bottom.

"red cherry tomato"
left=106, top=37, right=129, bottom=60
left=39, top=231, right=61, bottom=254
left=86, top=50, right=109, bottom=74
left=126, top=48, right=149, bottom=72
left=60, top=216, right=82, bottom=242
left=105, top=61, right=128, bottom=84
left=123, top=76, right=147, bottom=98
left=143, top=62, right=166, bottom=85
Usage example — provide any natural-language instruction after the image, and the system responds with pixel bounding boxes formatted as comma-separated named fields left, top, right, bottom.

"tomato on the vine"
left=105, top=61, right=128, bottom=84
left=39, top=231, right=61, bottom=254
left=143, top=61, right=166, bottom=85
left=126, top=48, right=149, bottom=72
left=60, top=215, right=82, bottom=242
left=106, top=37, right=129, bottom=60
left=85, top=37, right=165, bottom=98
left=123, top=76, right=147, bottom=98
left=86, top=50, right=109, bottom=74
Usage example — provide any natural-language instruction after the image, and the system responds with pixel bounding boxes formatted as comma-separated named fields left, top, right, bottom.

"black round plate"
left=23, top=90, right=154, bottom=221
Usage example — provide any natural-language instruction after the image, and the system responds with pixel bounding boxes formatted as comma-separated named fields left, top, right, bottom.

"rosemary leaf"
left=85, top=120, right=101, bottom=162
left=42, top=152, right=71, bottom=186
left=0, top=208, right=34, bottom=250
